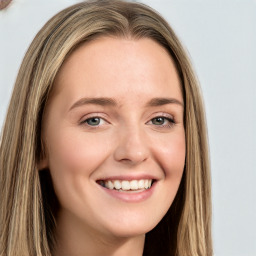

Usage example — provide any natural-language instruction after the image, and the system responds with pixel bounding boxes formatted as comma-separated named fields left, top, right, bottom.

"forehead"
left=51, top=36, right=183, bottom=106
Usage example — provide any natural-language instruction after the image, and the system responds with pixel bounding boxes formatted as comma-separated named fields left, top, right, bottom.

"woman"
left=0, top=0, right=212, bottom=255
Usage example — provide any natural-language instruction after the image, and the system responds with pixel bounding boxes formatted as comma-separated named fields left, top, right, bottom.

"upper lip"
left=96, top=174, right=159, bottom=181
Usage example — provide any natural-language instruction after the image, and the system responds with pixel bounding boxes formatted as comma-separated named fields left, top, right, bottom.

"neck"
left=53, top=210, right=145, bottom=256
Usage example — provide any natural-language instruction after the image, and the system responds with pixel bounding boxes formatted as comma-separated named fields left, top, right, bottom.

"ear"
left=38, top=157, right=49, bottom=171
left=38, top=144, right=49, bottom=170
left=38, top=136, right=49, bottom=170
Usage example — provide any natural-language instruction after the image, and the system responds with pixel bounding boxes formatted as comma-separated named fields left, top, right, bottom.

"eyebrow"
left=146, top=97, right=184, bottom=107
left=69, top=97, right=117, bottom=111
left=69, top=97, right=183, bottom=111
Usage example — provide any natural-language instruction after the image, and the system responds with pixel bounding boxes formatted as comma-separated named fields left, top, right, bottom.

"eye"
left=82, top=117, right=106, bottom=127
left=148, top=116, right=175, bottom=128
left=151, top=117, right=168, bottom=125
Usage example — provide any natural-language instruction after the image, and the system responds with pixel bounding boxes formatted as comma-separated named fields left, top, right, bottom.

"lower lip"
left=98, top=182, right=157, bottom=203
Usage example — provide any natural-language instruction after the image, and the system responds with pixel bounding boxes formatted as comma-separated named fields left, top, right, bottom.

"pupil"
left=88, top=117, right=100, bottom=125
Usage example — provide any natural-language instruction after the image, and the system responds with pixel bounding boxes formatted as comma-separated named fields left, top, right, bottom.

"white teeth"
left=101, top=179, right=153, bottom=191
left=121, top=181, right=130, bottom=190
left=130, top=180, right=139, bottom=190
left=113, top=180, right=121, bottom=190
left=144, top=180, right=149, bottom=189
left=106, top=180, right=114, bottom=190
left=138, top=180, right=144, bottom=189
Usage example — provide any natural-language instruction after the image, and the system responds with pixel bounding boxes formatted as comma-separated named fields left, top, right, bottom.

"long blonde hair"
left=0, top=1, right=212, bottom=255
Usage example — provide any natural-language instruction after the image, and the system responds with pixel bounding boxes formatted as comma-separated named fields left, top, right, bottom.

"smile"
left=98, top=179, right=153, bottom=191
left=96, top=176, right=158, bottom=202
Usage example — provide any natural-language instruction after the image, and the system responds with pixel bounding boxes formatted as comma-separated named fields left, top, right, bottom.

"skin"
left=40, top=37, right=186, bottom=256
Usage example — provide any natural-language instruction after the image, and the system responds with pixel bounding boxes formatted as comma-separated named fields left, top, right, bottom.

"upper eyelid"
left=147, top=116, right=175, bottom=125
left=79, top=113, right=108, bottom=123
left=148, top=112, right=175, bottom=121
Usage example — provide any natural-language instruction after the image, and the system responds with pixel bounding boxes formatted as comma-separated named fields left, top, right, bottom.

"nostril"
left=113, top=133, right=149, bottom=164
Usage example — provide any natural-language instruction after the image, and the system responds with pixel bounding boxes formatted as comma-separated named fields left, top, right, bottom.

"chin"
left=101, top=214, right=160, bottom=239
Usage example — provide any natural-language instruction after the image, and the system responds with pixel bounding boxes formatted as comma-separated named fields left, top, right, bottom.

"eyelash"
left=80, top=114, right=175, bottom=129
left=80, top=115, right=107, bottom=128
left=148, top=116, right=175, bottom=128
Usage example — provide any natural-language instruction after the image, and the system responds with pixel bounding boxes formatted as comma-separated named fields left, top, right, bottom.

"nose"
left=113, top=126, right=149, bottom=165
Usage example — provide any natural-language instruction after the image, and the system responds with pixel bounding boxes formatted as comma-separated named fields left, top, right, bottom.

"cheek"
left=45, top=129, right=112, bottom=210
left=158, top=133, right=186, bottom=208
left=144, top=131, right=185, bottom=223
left=155, top=132, right=186, bottom=178
left=46, top=129, right=111, bottom=179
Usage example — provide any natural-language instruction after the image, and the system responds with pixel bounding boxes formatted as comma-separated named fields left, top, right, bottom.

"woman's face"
left=41, top=37, right=185, bottom=238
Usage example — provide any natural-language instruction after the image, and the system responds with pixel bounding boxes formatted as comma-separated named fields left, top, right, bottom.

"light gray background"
left=0, top=0, right=255, bottom=255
